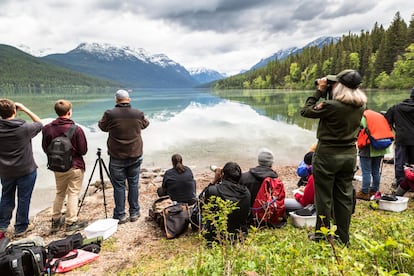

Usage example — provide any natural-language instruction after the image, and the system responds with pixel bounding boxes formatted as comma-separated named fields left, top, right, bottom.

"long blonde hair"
left=332, top=83, right=367, bottom=107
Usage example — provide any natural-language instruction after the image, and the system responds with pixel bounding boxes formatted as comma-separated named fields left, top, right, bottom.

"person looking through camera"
left=301, top=69, right=367, bottom=245
left=98, top=90, right=150, bottom=224
left=0, top=99, right=42, bottom=239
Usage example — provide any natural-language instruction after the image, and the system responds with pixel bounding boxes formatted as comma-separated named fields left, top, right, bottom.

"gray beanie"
left=258, top=148, right=274, bottom=167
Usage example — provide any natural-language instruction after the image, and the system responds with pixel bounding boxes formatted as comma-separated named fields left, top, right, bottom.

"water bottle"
left=210, top=165, right=218, bottom=172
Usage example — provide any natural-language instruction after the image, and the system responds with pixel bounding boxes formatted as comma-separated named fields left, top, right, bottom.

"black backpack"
left=46, top=124, right=76, bottom=172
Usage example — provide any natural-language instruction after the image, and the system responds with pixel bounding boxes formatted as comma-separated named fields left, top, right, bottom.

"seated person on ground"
left=157, top=153, right=196, bottom=205
left=285, top=152, right=315, bottom=213
left=395, top=164, right=414, bottom=196
left=239, top=148, right=278, bottom=207
left=296, top=151, right=314, bottom=187
left=198, top=162, right=251, bottom=242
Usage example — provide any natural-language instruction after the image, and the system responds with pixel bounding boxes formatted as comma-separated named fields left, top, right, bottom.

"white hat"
left=115, top=89, right=129, bottom=99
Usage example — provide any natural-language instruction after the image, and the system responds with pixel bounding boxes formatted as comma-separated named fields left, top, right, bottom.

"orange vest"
left=357, top=109, right=394, bottom=149
left=364, top=109, right=394, bottom=140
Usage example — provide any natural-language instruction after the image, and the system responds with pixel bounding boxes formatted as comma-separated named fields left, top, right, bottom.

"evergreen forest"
left=215, top=12, right=414, bottom=90
left=0, top=44, right=120, bottom=94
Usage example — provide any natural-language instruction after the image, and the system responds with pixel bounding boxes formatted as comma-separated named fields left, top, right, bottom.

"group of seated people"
left=156, top=148, right=316, bottom=241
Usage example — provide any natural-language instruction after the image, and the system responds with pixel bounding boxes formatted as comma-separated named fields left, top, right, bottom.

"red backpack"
left=252, top=177, right=286, bottom=226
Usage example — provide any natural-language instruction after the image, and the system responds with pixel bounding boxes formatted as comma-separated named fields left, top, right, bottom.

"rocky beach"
left=4, top=158, right=411, bottom=275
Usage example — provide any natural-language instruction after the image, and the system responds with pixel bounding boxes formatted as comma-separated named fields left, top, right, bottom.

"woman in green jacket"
left=301, top=69, right=367, bottom=245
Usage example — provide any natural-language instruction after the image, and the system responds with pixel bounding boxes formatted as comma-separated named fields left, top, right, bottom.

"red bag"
left=252, top=177, right=286, bottom=227
left=357, top=128, right=370, bottom=149
left=49, top=249, right=99, bottom=273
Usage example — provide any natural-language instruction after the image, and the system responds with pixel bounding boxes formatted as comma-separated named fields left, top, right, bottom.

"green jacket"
left=301, top=91, right=365, bottom=155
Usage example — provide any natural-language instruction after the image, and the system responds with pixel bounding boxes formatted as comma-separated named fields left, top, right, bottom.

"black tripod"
left=78, top=148, right=111, bottom=218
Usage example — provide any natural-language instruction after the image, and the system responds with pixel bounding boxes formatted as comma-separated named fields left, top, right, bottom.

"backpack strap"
left=66, top=124, right=77, bottom=140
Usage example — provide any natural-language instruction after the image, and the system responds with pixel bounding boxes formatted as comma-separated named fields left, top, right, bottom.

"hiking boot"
left=117, top=215, right=129, bottom=225
left=65, top=220, right=88, bottom=235
left=14, top=223, right=34, bottom=238
left=130, top=212, right=141, bottom=222
left=356, top=191, right=370, bottom=201
left=50, top=216, right=65, bottom=234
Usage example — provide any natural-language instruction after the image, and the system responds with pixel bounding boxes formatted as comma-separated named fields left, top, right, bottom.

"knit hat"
left=258, top=148, right=274, bottom=167
left=326, top=69, right=362, bottom=89
left=115, top=89, right=129, bottom=99
left=410, top=87, right=414, bottom=98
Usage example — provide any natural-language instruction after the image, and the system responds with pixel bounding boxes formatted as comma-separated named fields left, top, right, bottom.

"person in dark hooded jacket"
left=199, top=162, right=250, bottom=242
left=239, top=148, right=278, bottom=207
left=0, top=99, right=42, bottom=239
left=385, top=87, right=414, bottom=192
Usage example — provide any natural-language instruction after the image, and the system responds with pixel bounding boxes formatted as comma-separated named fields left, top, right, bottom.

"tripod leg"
left=77, top=158, right=99, bottom=217
left=99, top=158, right=111, bottom=219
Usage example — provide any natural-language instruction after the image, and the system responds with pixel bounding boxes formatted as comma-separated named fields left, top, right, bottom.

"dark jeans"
left=109, top=156, right=143, bottom=219
left=0, top=170, right=37, bottom=233
left=394, top=144, right=414, bottom=185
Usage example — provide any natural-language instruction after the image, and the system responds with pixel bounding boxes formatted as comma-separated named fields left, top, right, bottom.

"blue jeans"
left=109, top=156, right=143, bottom=219
left=0, top=170, right=37, bottom=233
left=360, top=156, right=382, bottom=194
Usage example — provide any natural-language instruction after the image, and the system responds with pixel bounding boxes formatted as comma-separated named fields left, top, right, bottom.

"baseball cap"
left=326, top=69, right=362, bottom=89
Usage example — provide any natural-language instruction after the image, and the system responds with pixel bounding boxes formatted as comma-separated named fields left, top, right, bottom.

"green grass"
left=118, top=200, right=414, bottom=276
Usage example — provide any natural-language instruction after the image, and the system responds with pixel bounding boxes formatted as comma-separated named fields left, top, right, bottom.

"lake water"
left=8, top=88, right=409, bottom=215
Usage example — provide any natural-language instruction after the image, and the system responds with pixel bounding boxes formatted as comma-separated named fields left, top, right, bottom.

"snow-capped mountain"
left=250, top=36, right=340, bottom=70
left=16, top=44, right=54, bottom=57
left=42, top=42, right=198, bottom=88
left=188, top=67, right=226, bottom=84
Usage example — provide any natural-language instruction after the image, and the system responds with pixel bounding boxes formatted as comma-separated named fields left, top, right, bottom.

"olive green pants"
left=312, top=152, right=356, bottom=244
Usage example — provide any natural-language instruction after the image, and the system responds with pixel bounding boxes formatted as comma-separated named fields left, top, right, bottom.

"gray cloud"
left=0, top=0, right=411, bottom=75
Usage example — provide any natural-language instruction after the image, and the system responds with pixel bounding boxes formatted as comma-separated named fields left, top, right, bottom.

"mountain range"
left=250, top=36, right=340, bottom=70
left=3, top=36, right=339, bottom=89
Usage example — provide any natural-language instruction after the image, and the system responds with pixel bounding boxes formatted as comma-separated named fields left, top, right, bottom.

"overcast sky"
left=0, top=1, right=413, bottom=75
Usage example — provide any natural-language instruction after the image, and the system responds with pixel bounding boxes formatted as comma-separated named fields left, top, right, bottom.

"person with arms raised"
left=0, top=99, right=43, bottom=239
left=301, top=69, right=367, bottom=245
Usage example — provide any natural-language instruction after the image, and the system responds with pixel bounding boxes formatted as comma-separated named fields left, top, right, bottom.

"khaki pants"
left=53, top=168, right=84, bottom=224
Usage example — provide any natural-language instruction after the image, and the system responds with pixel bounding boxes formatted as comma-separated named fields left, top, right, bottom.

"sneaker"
left=50, top=216, right=65, bottom=234
left=65, top=220, right=88, bottom=235
left=368, top=190, right=376, bottom=198
left=14, top=223, right=34, bottom=238
left=356, top=191, right=370, bottom=201
left=130, top=212, right=141, bottom=222
left=117, top=215, right=129, bottom=225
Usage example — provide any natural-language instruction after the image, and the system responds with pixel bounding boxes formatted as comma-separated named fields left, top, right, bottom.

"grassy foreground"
left=109, top=200, right=414, bottom=276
